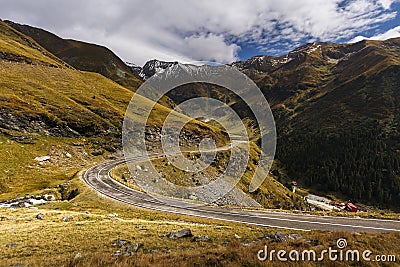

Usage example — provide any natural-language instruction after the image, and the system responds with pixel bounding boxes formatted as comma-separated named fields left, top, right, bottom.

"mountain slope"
left=235, top=38, right=400, bottom=208
left=0, top=20, right=220, bottom=196
left=0, top=20, right=304, bottom=210
left=5, top=20, right=142, bottom=90
left=0, top=20, right=67, bottom=68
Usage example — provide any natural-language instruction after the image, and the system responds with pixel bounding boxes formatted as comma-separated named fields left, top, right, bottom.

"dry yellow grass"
left=1, top=200, right=400, bottom=266
left=0, top=158, right=399, bottom=267
left=0, top=20, right=65, bottom=67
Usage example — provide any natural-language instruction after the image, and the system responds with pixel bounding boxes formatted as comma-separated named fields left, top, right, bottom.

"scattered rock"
left=36, top=213, right=44, bottom=220
left=188, top=193, right=198, bottom=200
left=74, top=252, right=82, bottom=261
left=71, top=142, right=83, bottom=146
left=112, top=239, right=129, bottom=247
left=34, top=156, right=51, bottom=162
left=8, top=134, right=37, bottom=144
left=112, top=250, right=123, bottom=256
left=0, top=195, right=50, bottom=209
left=261, top=232, right=289, bottom=242
left=125, top=243, right=143, bottom=255
left=111, top=240, right=143, bottom=256
left=10, top=202, right=28, bottom=208
left=43, top=194, right=56, bottom=201
left=192, top=236, right=211, bottom=242
left=288, top=234, right=303, bottom=240
left=6, top=242, right=17, bottom=248
left=63, top=216, right=73, bottom=222
left=168, top=228, right=193, bottom=238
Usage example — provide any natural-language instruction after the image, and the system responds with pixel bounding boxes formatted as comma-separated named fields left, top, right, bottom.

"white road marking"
left=82, top=159, right=400, bottom=233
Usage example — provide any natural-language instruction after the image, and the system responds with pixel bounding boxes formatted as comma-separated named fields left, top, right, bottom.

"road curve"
left=82, top=158, right=400, bottom=233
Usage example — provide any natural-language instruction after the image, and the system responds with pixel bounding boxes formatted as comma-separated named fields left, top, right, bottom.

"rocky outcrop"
left=168, top=228, right=193, bottom=238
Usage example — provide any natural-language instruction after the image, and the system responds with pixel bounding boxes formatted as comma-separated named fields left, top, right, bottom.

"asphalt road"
left=82, top=157, right=400, bottom=233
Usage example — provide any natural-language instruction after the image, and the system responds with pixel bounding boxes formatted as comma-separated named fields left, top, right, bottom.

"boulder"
left=112, top=239, right=128, bottom=247
left=261, top=232, right=289, bottom=242
left=34, top=156, right=50, bottom=162
left=10, top=202, right=27, bottom=208
left=74, top=252, right=82, bottom=260
left=43, top=194, right=56, bottom=201
left=288, top=234, right=303, bottom=240
left=111, top=240, right=143, bottom=256
left=125, top=243, right=143, bottom=255
left=168, top=228, right=192, bottom=238
left=6, top=242, right=17, bottom=248
left=36, top=213, right=44, bottom=220
left=63, top=216, right=73, bottom=222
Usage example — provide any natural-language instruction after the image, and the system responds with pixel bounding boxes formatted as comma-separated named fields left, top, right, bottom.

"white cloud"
left=0, top=0, right=398, bottom=64
left=183, top=34, right=240, bottom=63
left=349, top=25, right=400, bottom=42
left=377, top=0, right=400, bottom=9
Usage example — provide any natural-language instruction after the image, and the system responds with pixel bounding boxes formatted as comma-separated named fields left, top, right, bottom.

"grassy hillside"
left=0, top=19, right=303, bottom=210
left=0, top=20, right=66, bottom=67
left=112, top=142, right=306, bottom=210
left=235, top=38, right=400, bottom=209
left=5, top=20, right=143, bottom=90
left=2, top=182, right=399, bottom=267
left=1, top=19, right=399, bottom=267
left=0, top=20, right=225, bottom=199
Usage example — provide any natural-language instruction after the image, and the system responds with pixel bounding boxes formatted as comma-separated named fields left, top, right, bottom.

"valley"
left=1, top=17, right=400, bottom=266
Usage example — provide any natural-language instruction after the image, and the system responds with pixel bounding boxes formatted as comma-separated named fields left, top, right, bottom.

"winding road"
left=83, top=156, right=400, bottom=233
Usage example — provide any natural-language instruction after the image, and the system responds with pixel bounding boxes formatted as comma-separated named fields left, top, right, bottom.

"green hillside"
left=0, top=20, right=219, bottom=199
left=0, top=20, right=66, bottom=67
left=5, top=20, right=143, bottom=91
left=0, top=20, right=303, bottom=210
left=235, top=38, right=400, bottom=208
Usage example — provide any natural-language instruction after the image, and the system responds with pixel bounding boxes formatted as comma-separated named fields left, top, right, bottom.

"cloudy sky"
left=1, top=0, right=399, bottom=65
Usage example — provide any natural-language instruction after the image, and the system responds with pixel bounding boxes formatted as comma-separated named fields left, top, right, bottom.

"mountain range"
left=140, top=39, right=400, bottom=208
left=0, top=19, right=305, bottom=210
left=238, top=39, right=400, bottom=207
left=2, top=19, right=400, bottom=209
